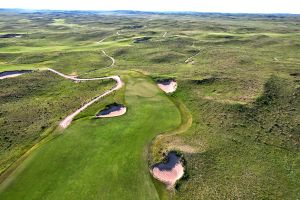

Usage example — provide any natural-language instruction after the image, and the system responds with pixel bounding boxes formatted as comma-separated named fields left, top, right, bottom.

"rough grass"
left=167, top=76, right=300, bottom=199
left=0, top=70, right=114, bottom=174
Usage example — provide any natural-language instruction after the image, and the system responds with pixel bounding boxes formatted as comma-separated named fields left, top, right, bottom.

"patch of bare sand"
left=96, top=104, right=126, bottom=118
left=0, top=73, right=23, bottom=79
left=167, top=144, right=198, bottom=154
left=151, top=152, right=184, bottom=188
left=155, top=136, right=200, bottom=154
left=157, top=79, right=177, bottom=93
left=0, top=70, right=32, bottom=80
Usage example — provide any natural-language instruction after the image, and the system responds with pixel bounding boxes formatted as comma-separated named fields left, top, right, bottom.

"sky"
left=0, top=0, right=299, bottom=14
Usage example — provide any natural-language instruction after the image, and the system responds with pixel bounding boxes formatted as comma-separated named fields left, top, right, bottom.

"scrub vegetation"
left=0, top=9, right=299, bottom=199
left=0, top=71, right=114, bottom=174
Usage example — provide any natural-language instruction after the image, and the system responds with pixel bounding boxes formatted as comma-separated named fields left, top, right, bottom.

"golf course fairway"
left=0, top=72, right=181, bottom=200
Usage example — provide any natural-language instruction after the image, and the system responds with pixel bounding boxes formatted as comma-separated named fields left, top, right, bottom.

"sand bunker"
left=0, top=34, right=24, bottom=38
left=157, top=79, right=177, bottom=93
left=96, top=103, right=126, bottom=118
left=133, top=37, right=151, bottom=43
left=0, top=70, right=32, bottom=80
left=48, top=68, right=123, bottom=128
left=151, top=152, right=184, bottom=188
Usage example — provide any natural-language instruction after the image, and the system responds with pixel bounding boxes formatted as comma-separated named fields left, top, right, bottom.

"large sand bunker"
left=0, top=70, right=32, bottom=79
left=96, top=103, right=126, bottom=118
left=151, top=152, right=184, bottom=188
left=157, top=79, right=177, bottom=93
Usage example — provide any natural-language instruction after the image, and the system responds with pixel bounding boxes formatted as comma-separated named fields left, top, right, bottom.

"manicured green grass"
left=0, top=73, right=181, bottom=200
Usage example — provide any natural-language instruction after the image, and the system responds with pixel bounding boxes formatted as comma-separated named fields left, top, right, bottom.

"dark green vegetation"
left=0, top=9, right=299, bottom=199
left=171, top=76, right=300, bottom=199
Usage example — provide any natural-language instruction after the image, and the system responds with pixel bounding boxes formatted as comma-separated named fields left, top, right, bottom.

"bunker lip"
left=96, top=103, right=126, bottom=118
left=157, top=79, right=177, bottom=93
left=0, top=70, right=33, bottom=79
left=151, top=152, right=184, bottom=188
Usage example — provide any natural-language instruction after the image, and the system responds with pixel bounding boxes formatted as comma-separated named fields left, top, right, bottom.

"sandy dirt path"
left=47, top=68, right=123, bottom=129
left=185, top=51, right=201, bottom=63
left=97, top=37, right=108, bottom=43
left=101, top=50, right=115, bottom=67
left=97, top=31, right=121, bottom=44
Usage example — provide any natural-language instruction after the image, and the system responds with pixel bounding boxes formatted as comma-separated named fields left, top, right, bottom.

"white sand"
left=97, top=107, right=126, bottom=118
left=158, top=80, right=177, bottom=93
left=152, top=162, right=184, bottom=187
left=0, top=73, right=24, bottom=79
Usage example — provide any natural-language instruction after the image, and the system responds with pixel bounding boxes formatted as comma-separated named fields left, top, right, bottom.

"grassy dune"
left=164, top=76, right=300, bottom=199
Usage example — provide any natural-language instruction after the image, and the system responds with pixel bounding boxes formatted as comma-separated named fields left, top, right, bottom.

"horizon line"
left=0, top=8, right=300, bottom=15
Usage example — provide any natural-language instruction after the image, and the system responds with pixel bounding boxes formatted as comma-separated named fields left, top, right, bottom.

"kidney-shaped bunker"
left=151, top=152, right=184, bottom=188
left=96, top=103, right=127, bottom=118
left=157, top=79, right=177, bottom=93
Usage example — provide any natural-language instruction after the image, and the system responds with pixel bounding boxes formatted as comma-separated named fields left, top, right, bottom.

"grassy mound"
left=170, top=76, right=300, bottom=199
